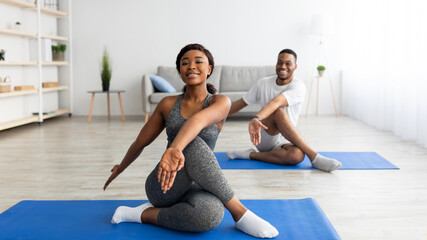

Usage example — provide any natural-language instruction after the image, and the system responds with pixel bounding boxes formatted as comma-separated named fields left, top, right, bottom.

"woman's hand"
left=248, top=118, right=268, bottom=146
left=103, top=165, right=122, bottom=191
left=157, top=148, right=185, bottom=193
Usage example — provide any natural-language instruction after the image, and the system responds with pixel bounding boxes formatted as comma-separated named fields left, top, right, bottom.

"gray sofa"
left=142, top=65, right=275, bottom=122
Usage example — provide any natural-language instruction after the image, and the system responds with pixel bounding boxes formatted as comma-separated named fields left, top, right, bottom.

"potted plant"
left=101, top=48, right=112, bottom=91
left=317, top=65, right=326, bottom=77
left=14, top=21, right=21, bottom=31
left=52, top=44, right=66, bottom=61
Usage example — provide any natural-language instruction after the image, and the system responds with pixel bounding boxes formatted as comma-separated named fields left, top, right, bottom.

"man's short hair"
left=278, top=49, right=297, bottom=62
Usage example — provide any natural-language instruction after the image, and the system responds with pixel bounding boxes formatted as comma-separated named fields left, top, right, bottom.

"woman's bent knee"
left=187, top=191, right=225, bottom=232
left=193, top=206, right=224, bottom=232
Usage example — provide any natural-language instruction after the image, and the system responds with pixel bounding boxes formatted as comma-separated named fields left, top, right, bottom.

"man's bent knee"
left=280, top=145, right=304, bottom=165
left=273, top=108, right=292, bottom=124
left=287, top=154, right=304, bottom=165
left=273, top=107, right=286, bottom=117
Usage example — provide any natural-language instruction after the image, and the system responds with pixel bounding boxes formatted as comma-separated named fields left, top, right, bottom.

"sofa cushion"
left=157, top=65, right=222, bottom=93
left=158, top=66, right=184, bottom=91
left=219, top=66, right=275, bottom=92
left=149, top=92, right=182, bottom=104
left=220, top=91, right=248, bottom=102
left=150, top=75, right=177, bottom=93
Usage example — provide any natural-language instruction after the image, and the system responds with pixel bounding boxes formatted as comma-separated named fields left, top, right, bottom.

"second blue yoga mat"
left=215, top=152, right=399, bottom=170
left=0, top=198, right=340, bottom=240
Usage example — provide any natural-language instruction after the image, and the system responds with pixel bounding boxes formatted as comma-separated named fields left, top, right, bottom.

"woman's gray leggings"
left=145, top=136, right=235, bottom=232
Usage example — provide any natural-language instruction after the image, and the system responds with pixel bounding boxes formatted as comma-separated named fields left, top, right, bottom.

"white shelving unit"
left=0, top=0, right=72, bottom=131
left=0, top=89, right=38, bottom=98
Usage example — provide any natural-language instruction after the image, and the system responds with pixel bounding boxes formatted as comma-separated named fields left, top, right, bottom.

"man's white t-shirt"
left=242, top=75, right=306, bottom=127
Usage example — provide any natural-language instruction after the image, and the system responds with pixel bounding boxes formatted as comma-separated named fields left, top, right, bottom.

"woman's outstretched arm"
left=104, top=98, right=172, bottom=190
left=158, top=95, right=231, bottom=192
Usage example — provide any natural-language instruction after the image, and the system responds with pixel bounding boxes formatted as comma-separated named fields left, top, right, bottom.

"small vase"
left=102, top=82, right=110, bottom=91
left=13, top=24, right=22, bottom=31
left=318, top=70, right=325, bottom=77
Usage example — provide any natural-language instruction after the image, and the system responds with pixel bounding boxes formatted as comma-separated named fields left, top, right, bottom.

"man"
left=227, top=49, right=341, bottom=172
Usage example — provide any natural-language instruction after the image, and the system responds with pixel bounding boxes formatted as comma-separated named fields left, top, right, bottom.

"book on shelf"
left=32, top=111, right=57, bottom=115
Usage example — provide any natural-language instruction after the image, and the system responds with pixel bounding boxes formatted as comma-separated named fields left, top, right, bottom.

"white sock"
left=226, top=149, right=255, bottom=160
left=111, top=202, right=153, bottom=224
left=235, top=210, right=279, bottom=238
left=311, top=154, right=342, bottom=172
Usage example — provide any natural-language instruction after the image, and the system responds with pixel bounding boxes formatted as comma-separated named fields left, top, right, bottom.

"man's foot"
left=235, top=210, right=279, bottom=238
left=226, top=149, right=255, bottom=160
left=111, top=202, right=153, bottom=224
left=311, top=154, right=342, bottom=172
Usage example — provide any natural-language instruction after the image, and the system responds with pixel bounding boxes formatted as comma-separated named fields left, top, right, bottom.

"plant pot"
left=102, top=82, right=110, bottom=92
left=52, top=52, right=65, bottom=61
left=318, top=70, right=325, bottom=77
left=13, top=24, right=22, bottom=31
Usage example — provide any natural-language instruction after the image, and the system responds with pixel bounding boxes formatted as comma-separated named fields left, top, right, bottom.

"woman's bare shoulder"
left=156, top=94, right=181, bottom=117
left=209, top=94, right=231, bottom=105
left=159, top=95, right=180, bottom=105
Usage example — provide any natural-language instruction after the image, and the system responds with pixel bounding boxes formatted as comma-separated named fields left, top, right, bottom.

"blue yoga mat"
left=0, top=198, right=340, bottom=240
left=215, top=152, right=399, bottom=170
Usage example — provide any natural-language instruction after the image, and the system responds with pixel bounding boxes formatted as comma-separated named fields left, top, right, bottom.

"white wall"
left=72, top=0, right=346, bottom=116
left=337, top=0, right=427, bottom=147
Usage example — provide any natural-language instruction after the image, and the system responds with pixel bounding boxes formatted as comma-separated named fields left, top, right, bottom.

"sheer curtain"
left=340, top=0, right=427, bottom=148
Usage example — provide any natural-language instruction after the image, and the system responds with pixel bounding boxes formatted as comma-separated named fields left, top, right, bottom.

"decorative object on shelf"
left=317, top=65, right=326, bottom=77
left=14, top=22, right=22, bottom=31
left=100, top=47, right=112, bottom=92
left=44, top=0, right=58, bottom=10
left=0, top=49, right=5, bottom=61
left=32, top=110, right=57, bottom=115
left=52, top=44, right=66, bottom=61
left=14, top=85, right=35, bottom=91
left=0, top=76, right=12, bottom=93
left=42, top=82, right=59, bottom=88
left=0, top=85, right=11, bottom=93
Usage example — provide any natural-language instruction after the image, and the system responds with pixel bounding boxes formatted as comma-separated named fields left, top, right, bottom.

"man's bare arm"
left=228, top=98, right=248, bottom=116
left=255, top=94, right=288, bottom=120
left=249, top=94, right=288, bottom=145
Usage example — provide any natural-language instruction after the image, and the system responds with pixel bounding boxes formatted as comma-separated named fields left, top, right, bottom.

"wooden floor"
left=0, top=115, right=426, bottom=240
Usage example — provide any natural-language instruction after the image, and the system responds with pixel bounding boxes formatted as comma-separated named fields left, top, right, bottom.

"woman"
left=104, top=43, right=278, bottom=238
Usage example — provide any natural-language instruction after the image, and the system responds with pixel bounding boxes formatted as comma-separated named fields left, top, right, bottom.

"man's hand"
left=157, top=147, right=185, bottom=194
left=249, top=118, right=268, bottom=146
